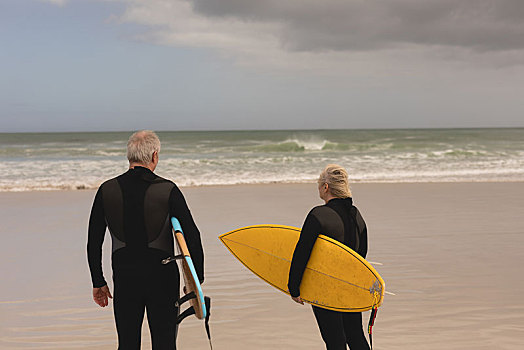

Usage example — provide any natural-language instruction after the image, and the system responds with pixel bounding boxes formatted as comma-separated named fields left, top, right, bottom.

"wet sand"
left=1, top=182, right=524, bottom=349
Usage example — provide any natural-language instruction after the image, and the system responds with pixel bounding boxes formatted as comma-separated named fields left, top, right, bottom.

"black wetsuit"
left=288, top=197, right=369, bottom=350
left=87, top=166, right=204, bottom=350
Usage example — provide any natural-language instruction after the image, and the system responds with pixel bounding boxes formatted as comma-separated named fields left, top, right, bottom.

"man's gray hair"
left=127, top=130, right=161, bottom=164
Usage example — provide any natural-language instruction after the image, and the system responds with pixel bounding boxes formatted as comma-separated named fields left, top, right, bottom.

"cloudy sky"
left=1, top=0, right=523, bottom=132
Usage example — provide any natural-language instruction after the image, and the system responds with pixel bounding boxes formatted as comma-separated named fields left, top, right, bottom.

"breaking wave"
left=1, top=129, right=523, bottom=191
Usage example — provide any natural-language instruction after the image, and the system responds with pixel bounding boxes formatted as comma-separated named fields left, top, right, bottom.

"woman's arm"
left=287, top=211, right=321, bottom=298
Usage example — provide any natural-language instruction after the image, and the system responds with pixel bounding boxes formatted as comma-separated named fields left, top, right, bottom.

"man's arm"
left=87, top=187, right=108, bottom=289
left=169, top=185, right=205, bottom=283
left=92, top=285, right=112, bottom=307
left=287, top=211, right=321, bottom=298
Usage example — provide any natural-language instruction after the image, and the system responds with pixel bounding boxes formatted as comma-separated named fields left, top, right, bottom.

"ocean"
left=1, top=128, right=523, bottom=191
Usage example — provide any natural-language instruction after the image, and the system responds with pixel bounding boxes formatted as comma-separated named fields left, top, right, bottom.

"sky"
left=1, top=0, right=523, bottom=132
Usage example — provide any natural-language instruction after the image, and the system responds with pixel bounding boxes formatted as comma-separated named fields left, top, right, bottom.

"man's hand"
left=92, top=285, right=113, bottom=307
left=291, top=295, right=304, bottom=305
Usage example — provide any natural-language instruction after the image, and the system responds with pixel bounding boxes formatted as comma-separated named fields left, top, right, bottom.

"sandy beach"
left=1, top=182, right=524, bottom=349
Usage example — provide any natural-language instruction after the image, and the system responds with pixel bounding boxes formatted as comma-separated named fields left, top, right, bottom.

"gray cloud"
left=190, top=0, right=524, bottom=52
left=39, top=0, right=68, bottom=6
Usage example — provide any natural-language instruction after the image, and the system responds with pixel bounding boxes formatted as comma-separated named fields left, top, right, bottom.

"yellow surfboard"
left=219, top=224, right=385, bottom=312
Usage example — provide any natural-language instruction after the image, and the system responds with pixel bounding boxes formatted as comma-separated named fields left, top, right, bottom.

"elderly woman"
left=288, top=164, right=370, bottom=350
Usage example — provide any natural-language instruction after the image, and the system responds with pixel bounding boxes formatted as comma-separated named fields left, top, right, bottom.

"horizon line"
left=1, top=125, right=523, bottom=134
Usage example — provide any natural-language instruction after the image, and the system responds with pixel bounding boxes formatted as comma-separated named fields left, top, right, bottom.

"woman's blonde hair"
left=318, top=164, right=351, bottom=198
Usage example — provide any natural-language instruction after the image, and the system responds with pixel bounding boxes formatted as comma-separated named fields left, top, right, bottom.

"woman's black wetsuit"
left=87, top=166, right=204, bottom=349
left=288, top=197, right=370, bottom=350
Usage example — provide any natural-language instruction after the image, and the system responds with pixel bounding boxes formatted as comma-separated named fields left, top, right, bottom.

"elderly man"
left=87, top=130, right=204, bottom=349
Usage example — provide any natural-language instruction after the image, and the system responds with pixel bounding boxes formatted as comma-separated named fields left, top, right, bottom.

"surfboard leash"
left=367, top=291, right=380, bottom=349
left=204, top=296, right=212, bottom=350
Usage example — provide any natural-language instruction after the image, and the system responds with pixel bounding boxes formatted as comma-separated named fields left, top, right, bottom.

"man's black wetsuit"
left=288, top=197, right=369, bottom=350
left=87, top=166, right=204, bottom=350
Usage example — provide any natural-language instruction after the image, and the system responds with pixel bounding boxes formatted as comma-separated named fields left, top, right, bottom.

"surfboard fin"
left=176, top=293, right=213, bottom=349
left=175, top=291, right=196, bottom=308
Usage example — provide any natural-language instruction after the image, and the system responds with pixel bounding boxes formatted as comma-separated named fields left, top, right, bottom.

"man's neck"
left=129, top=163, right=155, bottom=172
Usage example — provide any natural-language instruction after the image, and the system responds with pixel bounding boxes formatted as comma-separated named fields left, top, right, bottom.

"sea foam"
left=1, top=129, right=523, bottom=191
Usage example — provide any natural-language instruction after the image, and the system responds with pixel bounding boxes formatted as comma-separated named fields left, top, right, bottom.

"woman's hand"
left=291, top=295, right=304, bottom=305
